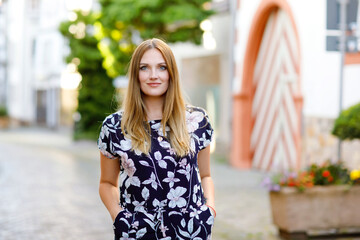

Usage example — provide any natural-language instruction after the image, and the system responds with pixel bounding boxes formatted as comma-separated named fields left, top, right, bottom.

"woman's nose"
left=150, top=69, right=158, bottom=79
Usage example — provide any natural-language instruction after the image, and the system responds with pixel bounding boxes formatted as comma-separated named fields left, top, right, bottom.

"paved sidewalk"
left=0, top=127, right=279, bottom=240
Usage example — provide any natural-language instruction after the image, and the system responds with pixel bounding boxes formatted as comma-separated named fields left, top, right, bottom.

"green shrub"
left=59, top=12, right=116, bottom=141
left=332, top=102, right=360, bottom=140
left=0, top=106, right=7, bottom=117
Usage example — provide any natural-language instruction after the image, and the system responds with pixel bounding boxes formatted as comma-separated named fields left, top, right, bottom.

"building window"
left=326, top=0, right=359, bottom=52
left=29, top=0, right=41, bottom=11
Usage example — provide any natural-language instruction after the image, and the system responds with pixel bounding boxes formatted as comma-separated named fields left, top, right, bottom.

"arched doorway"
left=231, top=0, right=303, bottom=171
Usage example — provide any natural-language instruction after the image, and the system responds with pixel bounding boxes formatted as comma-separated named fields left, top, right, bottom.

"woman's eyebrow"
left=139, top=62, right=166, bottom=65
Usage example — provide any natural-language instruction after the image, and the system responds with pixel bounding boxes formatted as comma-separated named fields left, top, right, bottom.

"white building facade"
left=3, top=0, right=67, bottom=127
left=231, top=0, right=360, bottom=170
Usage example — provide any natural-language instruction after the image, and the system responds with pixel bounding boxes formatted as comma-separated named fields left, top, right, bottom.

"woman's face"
left=138, top=48, right=169, bottom=99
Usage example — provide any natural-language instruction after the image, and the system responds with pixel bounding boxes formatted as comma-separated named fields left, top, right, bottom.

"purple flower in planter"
left=262, top=175, right=281, bottom=192
left=271, top=184, right=281, bottom=192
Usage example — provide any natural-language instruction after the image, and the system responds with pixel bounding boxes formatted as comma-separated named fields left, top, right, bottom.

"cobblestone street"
left=0, top=127, right=279, bottom=240
left=0, top=128, right=113, bottom=240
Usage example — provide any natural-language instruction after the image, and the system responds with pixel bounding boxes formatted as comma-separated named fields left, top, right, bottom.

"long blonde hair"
left=121, top=38, right=190, bottom=156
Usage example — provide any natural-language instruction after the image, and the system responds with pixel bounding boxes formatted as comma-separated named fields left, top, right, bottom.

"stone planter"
left=270, top=185, right=360, bottom=239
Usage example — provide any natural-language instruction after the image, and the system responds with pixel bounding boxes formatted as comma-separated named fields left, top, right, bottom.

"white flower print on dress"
left=192, top=184, right=200, bottom=203
left=141, top=187, right=150, bottom=200
left=154, top=151, right=167, bottom=169
left=189, top=205, right=202, bottom=219
left=178, top=218, right=202, bottom=239
left=200, top=132, right=211, bottom=149
left=122, top=189, right=131, bottom=204
left=153, top=198, right=167, bottom=207
left=181, top=208, right=188, bottom=214
left=131, top=221, right=139, bottom=229
left=179, top=158, right=187, bottom=168
left=125, top=176, right=141, bottom=188
left=133, top=200, right=146, bottom=212
left=100, top=124, right=110, bottom=139
left=206, top=214, right=214, bottom=226
left=163, top=171, right=180, bottom=188
left=151, top=122, right=170, bottom=137
left=152, top=198, right=168, bottom=221
left=120, top=232, right=135, bottom=240
left=167, top=148, right=176, bottom=155
left=143, top=172, right=158, bottom=190
left=121, top=153, right=136, bottom=177
left=120, top=137, right=132, bottom=151
left=98, top=138, right=109, bottom=155
left=98, top=133, right=118, bottom=159
left=177, top=163, right=191, bottom=181
left=159, top=224, right=169, bottom=237
left=159, top=140, right=171, bottom=149
left=136, top=227, right=147, bottom=239
left=186, top=110, right=204, bottom=133
left=109, top=114, right=120, bottom=129
left=158, top=140, right=176, bottom=156
left=121, top=154, right=140, bottom=188
left=167, top=186, right=187, bottom=208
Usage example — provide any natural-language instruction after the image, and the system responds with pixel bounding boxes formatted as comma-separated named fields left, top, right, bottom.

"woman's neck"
left=143, top=96, right=164, bottom=121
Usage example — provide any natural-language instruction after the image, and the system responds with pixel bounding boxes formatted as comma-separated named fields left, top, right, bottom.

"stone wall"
left=301, top=117, right=360, bottom=170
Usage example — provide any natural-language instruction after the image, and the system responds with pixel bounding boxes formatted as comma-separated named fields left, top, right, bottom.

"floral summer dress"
left=98, top=106, right=214, bottom=240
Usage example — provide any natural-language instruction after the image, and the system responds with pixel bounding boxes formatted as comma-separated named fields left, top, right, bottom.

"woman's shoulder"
left=102, top=110, right=123, bottom=128
left=185, top=104, right=213, bottom=140
left=185, top=104, right=208, bottom=116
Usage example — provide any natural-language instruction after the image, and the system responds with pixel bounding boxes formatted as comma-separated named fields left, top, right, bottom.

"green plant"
left=308, top=160, right=350, bottom=185
left=332, top=102, right=360, bottom=140
left=0, top=106, right=7, bottom=117
left=59, top=11, right=116, bottom=140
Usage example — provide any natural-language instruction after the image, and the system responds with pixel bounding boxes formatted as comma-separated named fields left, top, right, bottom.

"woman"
left=98, top=38, right=216, bottom=240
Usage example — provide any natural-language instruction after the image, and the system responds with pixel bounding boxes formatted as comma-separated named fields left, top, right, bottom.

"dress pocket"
left=205, top=205, right=215, bottom=218
left=201, top=205, right=215, bottom=227
left=113, top=209, right=131, bottom=235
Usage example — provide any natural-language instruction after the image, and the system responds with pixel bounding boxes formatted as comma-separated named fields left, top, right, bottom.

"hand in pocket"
left=113, top=210, right=131, bottom=235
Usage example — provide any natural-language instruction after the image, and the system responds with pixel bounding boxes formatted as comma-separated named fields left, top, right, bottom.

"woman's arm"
left=99, top=152, right=122, bottom=221
left=198, top=146, right=216, bottom=216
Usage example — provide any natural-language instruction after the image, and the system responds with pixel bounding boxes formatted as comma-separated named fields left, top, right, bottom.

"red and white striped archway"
left=231, top=0, right=303, bottom=171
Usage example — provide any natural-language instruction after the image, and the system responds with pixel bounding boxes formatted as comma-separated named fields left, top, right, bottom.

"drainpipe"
left=357, top=0, right=360, bottom=50
left=0, top=0, right=8, bottom=107
left=229, top=0, right=236, bottom=151
left=337, top=0, right=348, bottom=161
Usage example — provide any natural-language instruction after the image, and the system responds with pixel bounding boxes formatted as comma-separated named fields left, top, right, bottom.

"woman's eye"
left=140, top=66, right=147, bottom=71
left=160, top=66, right=167, bottom=70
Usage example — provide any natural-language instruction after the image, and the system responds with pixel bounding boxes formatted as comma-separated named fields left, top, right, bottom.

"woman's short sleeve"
left=97, top=115, right=118, bottom=159
left=194, top=108, right=214, bottom=151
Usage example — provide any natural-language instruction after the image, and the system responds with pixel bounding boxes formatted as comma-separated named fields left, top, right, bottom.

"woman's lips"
left=147, top=83, right=161, bottom=87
